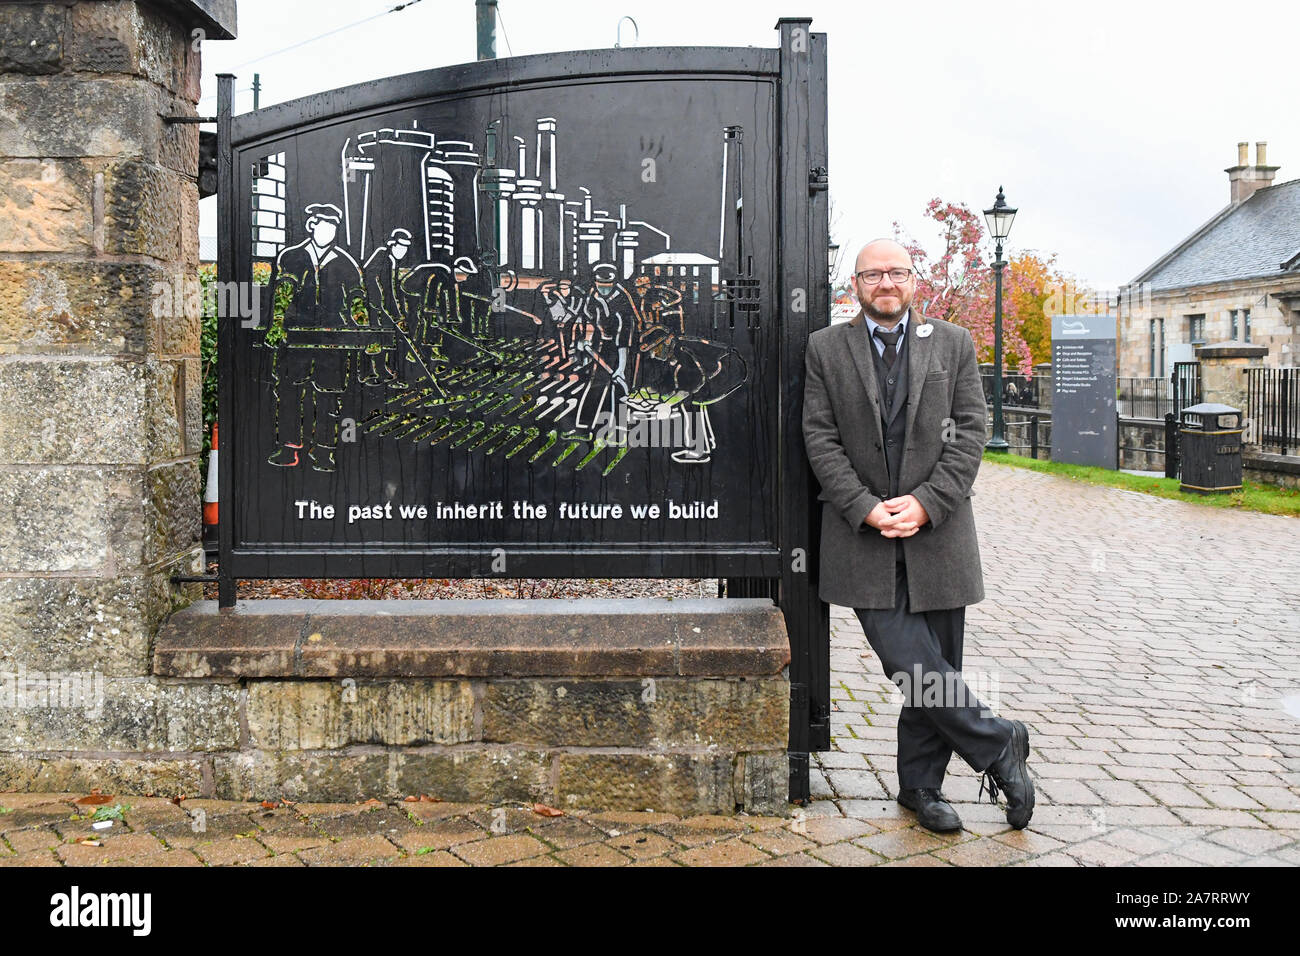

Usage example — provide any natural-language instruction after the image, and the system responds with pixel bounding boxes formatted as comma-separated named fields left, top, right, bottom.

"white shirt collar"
left=863, top=309, right=909, bottom=346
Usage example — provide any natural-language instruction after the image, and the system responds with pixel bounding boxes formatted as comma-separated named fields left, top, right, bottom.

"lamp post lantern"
left=983, top=185, right=1017, bottom=451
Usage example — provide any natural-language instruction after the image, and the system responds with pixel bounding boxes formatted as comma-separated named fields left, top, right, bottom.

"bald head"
left=852, top=238, right=916, bottom=325
left=854, top=238, right=914, bottom=274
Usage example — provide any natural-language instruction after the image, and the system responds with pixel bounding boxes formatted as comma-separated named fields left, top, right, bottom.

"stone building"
left=1118, top=142, right=1300, bottom=377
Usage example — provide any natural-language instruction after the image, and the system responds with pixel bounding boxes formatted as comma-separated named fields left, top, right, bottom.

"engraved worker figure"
left=538, top=276, right=579, bottom=360
left=360, top=227, right=411, bottom=387
left=571, top=262, right=639, bottom=441
left=267, top=202, right=366, bottom=472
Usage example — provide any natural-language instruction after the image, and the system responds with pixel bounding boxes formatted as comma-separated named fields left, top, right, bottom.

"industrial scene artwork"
left=229, top=78, right=779, bottom=556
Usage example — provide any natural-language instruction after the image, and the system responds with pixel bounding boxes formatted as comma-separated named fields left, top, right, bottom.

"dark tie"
left=873, top=326, right=902, bottom=369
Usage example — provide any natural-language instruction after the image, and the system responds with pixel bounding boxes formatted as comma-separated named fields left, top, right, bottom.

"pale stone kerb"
left=0, top=752, right=209, bottom=798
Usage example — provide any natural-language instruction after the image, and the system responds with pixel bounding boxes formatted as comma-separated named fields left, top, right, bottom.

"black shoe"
left=980, top=719, right=1035, bottom=829
left=896, top=787, right=963, bottom=833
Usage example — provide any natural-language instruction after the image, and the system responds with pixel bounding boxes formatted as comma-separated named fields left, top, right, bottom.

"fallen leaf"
left=360, top=798, right=384, bottom=808
left=532, top=803, right=564, bottom=818
left=419, top=794, right=440, bottom=803
left=403, top=795, right=420, bottom=802
left=75, top=791, right=114, bottom=806
left=260, top=800, right=278, bottom=810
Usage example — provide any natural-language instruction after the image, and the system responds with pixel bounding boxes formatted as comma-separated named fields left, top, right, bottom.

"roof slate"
left=1134, top=178, right=1300, bottom=291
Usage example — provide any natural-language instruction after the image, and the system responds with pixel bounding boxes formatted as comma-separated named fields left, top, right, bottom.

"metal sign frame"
left=217, top=19, right=829, bottom=798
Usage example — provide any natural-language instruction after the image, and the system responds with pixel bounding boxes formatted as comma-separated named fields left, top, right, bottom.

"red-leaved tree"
left=893, top=198, right=1034, bottom=376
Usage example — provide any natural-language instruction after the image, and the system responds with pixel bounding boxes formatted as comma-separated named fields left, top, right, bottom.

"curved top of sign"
left=228, top=46, right=782, bottom=147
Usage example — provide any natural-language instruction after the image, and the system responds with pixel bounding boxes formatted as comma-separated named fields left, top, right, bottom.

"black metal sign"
left=218, top=21, right=829, bottom=798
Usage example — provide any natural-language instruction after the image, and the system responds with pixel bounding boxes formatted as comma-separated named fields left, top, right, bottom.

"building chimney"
left=1227, top=140, right=1279, bottom=205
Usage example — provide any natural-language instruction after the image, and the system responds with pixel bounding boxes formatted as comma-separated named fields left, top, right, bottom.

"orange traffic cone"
left=203, top=423, right=219, bottom=546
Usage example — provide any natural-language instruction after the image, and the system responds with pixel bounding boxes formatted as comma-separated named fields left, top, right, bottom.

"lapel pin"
left=916, top=324, right=933, bottom=338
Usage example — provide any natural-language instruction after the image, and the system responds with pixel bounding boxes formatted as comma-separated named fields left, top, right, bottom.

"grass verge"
left=981, top=451, right=1300, bottom=518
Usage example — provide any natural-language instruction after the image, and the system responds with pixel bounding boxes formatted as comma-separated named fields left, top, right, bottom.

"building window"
left=1231, top=307, right=1252, bottom=342
left=1187, top=313, right=1206, bottom=345
left=1149, top=317, right=1165, bottom=377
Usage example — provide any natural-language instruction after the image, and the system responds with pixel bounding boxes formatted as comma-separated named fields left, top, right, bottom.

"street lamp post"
left=983, top=186, right=1017, bottom=452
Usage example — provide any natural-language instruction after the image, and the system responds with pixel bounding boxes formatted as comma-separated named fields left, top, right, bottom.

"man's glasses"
left=855, top=268, right=914, bottom=285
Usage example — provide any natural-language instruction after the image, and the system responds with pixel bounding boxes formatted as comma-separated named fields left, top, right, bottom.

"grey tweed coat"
left=801, top=310, right=987, bottom=611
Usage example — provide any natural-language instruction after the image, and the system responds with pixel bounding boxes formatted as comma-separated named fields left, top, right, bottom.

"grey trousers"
left=854, top=561, right=1013, bottom=790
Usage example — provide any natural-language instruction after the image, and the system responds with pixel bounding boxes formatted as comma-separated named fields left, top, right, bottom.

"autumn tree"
left=893, top=198, right=1093, bottom=377
left=1003, top=252, right=1096, bottom=367
left=893, top=199, right=1031, bottom=376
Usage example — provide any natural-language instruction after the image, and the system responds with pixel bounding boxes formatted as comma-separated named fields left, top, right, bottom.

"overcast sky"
left=197, top=0, right=1300, bottom=291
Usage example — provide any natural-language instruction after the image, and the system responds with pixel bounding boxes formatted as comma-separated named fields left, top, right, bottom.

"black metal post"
left=775, top=16, right=830, bottom=803
left=987, top=243, right=1009, bottom=451
left=1164, top=412, right=1178, bottom=479
left=216, top=73, right=236, bottom=608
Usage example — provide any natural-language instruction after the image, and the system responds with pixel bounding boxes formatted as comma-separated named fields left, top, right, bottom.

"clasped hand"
left=866, top=494, right=929, bottom=538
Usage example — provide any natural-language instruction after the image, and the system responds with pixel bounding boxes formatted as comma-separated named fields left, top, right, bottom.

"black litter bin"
left=1178, top=402, right=1244, bottom=494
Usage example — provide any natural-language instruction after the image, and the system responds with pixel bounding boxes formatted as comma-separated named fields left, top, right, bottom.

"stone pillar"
left=0, top=1, right=236, bottom=794
left=1195, top=341, right=1269, bottom=416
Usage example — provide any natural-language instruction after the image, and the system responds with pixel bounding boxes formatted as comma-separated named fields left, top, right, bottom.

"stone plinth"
left=141, top=599, right=791, bottom=813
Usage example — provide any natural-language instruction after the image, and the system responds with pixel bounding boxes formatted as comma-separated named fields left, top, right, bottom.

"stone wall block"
left=553, top=752, right=737, bottom=814
left=0, top=157, right=93, bottom=254
left=246, top=680, right=477, bottom=750
left=0, top=4, right=65, bottom=75
left=0, top=359, right=149, bottom=465
left=735, top=751, right=789, bottom=815
left=0, top=678, right=239, bottom=752
left=481, top=677, right=788, bottom=750
left=0, top=573, right=170, bottom=676
left=0, top=259, right=165, bottom=355
left=395, top=748, right=552, bottom=805
left=0, top=753, right=205, bottom=797
left=102, top=159, right=190, bottom=260
left=143, top=459, right=200, bottom=566
left=0, top=468, right=111, bottom=572
left=0, top=76, right=157, bottom=159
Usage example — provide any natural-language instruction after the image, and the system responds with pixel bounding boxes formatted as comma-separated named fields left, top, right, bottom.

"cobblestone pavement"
left=816, top=460, right=1300, bottom=866
left=3, top=461, right=1297, bottom=866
